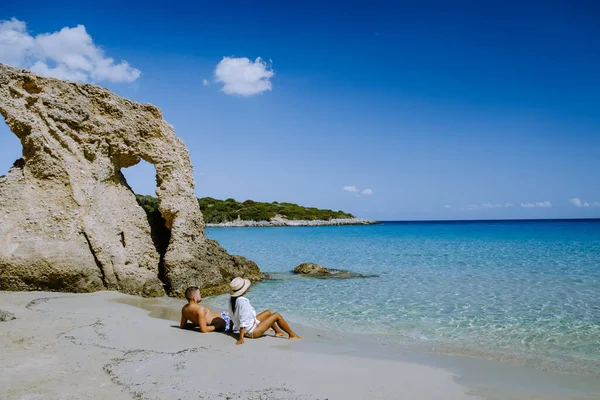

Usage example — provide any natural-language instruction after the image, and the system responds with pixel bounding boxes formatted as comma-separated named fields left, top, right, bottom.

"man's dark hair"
left=185, top=286, right=199, bottom=301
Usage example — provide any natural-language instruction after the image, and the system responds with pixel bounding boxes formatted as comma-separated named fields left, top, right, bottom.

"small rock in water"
left=293, top=263, right=377, bottom=279
left=293, top=263, right=330, bottom=276
left=0, top=310, right=16, bottom=322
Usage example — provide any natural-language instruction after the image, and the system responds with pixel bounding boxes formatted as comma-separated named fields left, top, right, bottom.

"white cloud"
left=444, top=205, right=452, bottom=209
left=0, top=18, right=34, bottom=67
left=202, top=79, right=210, bottom=87
left=214, top=56, right=274, bottom=96
left=343, top=186, right=374, bottom=196
left=570, top=197, right=593, bottom=207
left=0, top=18, right=140, bottom=83
left=520, top=201, right=552, bottom=208
left=569, top=198, right=583, bottom=207
left=481, top=203, right=502, bottom=209
left=592, top=201, right=600, bottom=207
left=465, top=202, right=513, bottom=210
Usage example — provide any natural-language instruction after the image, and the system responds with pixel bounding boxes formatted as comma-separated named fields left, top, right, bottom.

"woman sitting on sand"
left=229, top=277, right=302, bottom=345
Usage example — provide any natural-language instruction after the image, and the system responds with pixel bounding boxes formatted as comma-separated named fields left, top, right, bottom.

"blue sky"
left=1, top=1, right=599, bottom=220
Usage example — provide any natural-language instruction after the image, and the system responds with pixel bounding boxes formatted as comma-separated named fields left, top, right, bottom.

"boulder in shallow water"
left=293, top=263, right=377, bottom=278
left=293, top=263, right=329, bottom=276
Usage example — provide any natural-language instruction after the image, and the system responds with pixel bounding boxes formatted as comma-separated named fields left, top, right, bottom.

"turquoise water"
left=206, top=220, right=600, bottom=374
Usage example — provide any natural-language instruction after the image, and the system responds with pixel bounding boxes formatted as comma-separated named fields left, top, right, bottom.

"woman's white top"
left=232, top=296, right=259, bottom=333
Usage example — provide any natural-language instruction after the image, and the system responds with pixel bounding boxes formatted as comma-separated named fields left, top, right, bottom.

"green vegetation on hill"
left=135, top=195, right=354, bottom=224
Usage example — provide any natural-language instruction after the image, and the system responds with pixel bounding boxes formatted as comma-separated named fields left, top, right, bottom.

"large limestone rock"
left=0, top=63, right=262, bottom=297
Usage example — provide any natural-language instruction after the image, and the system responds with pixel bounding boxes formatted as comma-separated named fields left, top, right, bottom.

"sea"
left=205, top=220, right=600, bottom=376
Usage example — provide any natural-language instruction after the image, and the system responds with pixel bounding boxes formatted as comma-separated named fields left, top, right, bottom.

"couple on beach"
left=180, top=277, right=302, bottom=345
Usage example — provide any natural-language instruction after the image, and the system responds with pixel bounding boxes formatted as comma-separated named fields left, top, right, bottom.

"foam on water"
left=206, top=220, right=600, bottom=375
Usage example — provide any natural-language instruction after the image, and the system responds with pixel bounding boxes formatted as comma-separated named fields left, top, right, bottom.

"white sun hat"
left=230, top=277, right=251, bottom=297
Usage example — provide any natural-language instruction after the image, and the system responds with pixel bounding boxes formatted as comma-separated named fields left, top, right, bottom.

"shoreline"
left=200, top=289, right=600, bottom=379
left=2, top=291, right=599, bottom=399
left=0, top=290, right=472, bottom=400
left=206, top=217, right=378, bottom=227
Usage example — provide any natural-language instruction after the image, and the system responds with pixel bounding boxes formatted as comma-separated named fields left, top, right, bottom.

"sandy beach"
left=2, top=291, right=600, bottom=400
left=0, top=290, right=474, bottom=400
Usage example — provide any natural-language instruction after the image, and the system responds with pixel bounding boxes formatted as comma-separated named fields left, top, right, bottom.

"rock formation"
left=293, top=263, right=377, bottom=279
left=206, top=217, right=377, bottom=227
left=0, top=63, right=262, bottom=297
left=293, top=263, right=330, bottom=276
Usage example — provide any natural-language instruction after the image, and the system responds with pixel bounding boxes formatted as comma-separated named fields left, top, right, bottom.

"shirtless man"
left=180, top=286, right=231, bottom=333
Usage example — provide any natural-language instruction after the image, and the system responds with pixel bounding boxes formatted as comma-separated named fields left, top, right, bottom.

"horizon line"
left=375, top=218, right=600, bottom=223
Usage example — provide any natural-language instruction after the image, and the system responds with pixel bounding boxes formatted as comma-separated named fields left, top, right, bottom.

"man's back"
left=180, top=303, right=225, bottom=332
left=181, top=302, right=203, bottom=326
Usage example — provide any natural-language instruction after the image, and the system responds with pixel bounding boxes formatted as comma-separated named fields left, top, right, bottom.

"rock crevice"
left=0, top=63, right=262, bottom=297
left=81, top=229, right=110, bottom=288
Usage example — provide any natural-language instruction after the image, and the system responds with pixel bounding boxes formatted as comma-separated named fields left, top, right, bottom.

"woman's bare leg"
left=256, top=310, right=284, bottom=336
left=251, top=312, right=302, bottom=340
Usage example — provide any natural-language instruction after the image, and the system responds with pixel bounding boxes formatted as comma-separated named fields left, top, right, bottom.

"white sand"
left=0, top=291, right=475, bottom=400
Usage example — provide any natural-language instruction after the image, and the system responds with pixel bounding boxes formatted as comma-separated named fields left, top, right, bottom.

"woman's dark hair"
left=230, top=296, right=238, bottom=314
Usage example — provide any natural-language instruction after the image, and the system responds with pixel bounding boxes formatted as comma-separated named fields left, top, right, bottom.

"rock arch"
left=0, top=117, right=21, bottom=175
left=0, top=63, right=262, bottom=296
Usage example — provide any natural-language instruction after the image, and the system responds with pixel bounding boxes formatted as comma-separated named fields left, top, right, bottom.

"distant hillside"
left=136, top=195, right=355, bottom=224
